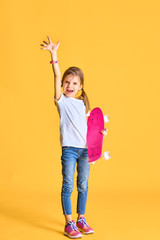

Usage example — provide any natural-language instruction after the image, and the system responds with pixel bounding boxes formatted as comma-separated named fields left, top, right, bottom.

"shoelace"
left=78, top=218, right=89, bottom=227
left=68, top=220, right=79, bottom=232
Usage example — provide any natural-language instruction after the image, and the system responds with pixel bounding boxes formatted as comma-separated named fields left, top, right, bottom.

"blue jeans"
left=61, top=146, right=90, bottom=215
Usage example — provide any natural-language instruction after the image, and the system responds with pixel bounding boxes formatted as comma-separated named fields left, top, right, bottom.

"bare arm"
left=40, top=36, right=62, bottom=101
left=51, top=51, right=62, bottom=100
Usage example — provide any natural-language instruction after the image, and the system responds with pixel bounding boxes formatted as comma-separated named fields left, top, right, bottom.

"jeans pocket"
left=81, top=149, right=88, bottom=159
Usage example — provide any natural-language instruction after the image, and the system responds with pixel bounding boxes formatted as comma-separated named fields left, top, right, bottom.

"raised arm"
left=40, top=36, right=62, bottom=101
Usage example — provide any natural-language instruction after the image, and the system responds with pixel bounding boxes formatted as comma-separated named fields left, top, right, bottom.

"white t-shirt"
left=54, top=93, right=90, bottom=148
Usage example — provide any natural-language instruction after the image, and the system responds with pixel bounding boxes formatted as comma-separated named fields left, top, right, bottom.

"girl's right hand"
left=40, top=36, right=60, bottom=54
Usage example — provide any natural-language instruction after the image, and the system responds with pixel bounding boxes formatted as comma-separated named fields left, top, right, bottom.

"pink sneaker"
left=64, top=220, right=82, bottom=239
left=76, top=217, right=94, bottom=234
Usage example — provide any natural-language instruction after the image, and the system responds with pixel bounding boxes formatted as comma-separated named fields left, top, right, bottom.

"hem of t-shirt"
left=62, top=145, right=88, bottom=149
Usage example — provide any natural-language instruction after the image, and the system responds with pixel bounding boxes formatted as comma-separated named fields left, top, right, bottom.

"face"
left=63, top=74, right=82, bottom=98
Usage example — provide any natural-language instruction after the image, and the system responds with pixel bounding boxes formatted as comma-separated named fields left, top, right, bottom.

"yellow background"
left=0, top=0, right=160, bottom=239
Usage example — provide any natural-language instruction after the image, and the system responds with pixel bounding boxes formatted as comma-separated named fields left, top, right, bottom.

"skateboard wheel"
left=102, top=151, right=111, bottom=160
left=104, top=115, right=110, bottom=123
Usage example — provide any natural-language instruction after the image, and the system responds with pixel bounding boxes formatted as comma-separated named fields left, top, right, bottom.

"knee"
left=62, top=185, right=73, bottom=194
left=77, top=181, right=88, bottom=193
left=62, top=179, right=74, bottom=194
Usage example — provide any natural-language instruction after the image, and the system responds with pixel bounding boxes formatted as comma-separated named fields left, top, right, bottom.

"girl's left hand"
left=101, top=128, right=108, bottom=137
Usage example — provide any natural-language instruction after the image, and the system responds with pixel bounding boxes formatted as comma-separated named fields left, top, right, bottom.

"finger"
left=101, top=130, right=107, bottom=135
left=47, top=36, right=52, bottom=43
left=57, top=41, right=60, bottom=46
left=40, top=44, right=47, bottom=47
left=43, top=41, right=48, bottom=44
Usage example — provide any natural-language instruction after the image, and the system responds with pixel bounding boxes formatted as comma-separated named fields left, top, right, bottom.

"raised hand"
left=40, top=36, right=60, bottom=53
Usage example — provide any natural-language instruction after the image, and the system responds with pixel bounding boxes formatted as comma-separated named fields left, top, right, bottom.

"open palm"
left=40, top=36, right=60, bottom=53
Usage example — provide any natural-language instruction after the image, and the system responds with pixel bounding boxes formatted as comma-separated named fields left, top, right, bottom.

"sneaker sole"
left=64, top=231, right=82, bottom=239
left=78, top=228, right=94, bottom=234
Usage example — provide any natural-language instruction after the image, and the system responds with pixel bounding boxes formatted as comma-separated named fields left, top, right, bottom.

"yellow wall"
left=0, top=0, right=160, bottom=195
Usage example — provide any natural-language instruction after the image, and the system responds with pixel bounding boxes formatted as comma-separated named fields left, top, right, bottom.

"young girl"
left=40, top=36, right=107, bottom=239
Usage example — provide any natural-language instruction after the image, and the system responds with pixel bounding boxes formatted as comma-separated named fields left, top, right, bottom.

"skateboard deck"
left=87, top=107, right=104, bottom=163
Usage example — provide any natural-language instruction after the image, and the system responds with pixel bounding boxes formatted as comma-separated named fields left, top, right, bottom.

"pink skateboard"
left=86, top=107, right=111, bottom=164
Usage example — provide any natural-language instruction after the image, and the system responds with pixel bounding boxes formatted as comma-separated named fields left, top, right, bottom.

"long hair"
left=59, top=66, right=90, bottom=114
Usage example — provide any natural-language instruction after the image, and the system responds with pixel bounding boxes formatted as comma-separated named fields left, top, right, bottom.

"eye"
left=74, top=83, right=77, bottom=85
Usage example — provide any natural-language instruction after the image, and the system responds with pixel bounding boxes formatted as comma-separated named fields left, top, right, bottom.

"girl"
left=40, top=36, right=107, bottom=239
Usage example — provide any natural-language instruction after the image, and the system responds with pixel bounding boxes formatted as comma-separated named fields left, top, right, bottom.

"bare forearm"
left=51, top=52, right=61, bottom=78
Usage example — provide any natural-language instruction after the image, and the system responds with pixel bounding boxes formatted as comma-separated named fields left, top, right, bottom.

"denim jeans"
left=61, top=146, right=90, bottom=215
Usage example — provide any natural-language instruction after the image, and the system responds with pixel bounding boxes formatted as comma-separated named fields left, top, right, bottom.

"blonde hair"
left=60, top=66, right=90, bottom=114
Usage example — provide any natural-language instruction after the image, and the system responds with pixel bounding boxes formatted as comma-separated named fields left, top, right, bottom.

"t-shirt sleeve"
left=86, top=110, right=90, bottom=116
left=54, top=93, right=64, bottom=105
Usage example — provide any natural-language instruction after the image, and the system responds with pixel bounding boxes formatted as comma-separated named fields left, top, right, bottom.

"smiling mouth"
left=66, top=89, right=74, bottom=93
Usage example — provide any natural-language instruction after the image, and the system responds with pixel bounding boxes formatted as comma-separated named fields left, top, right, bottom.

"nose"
left=68, top=83, right=73, bottom=87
